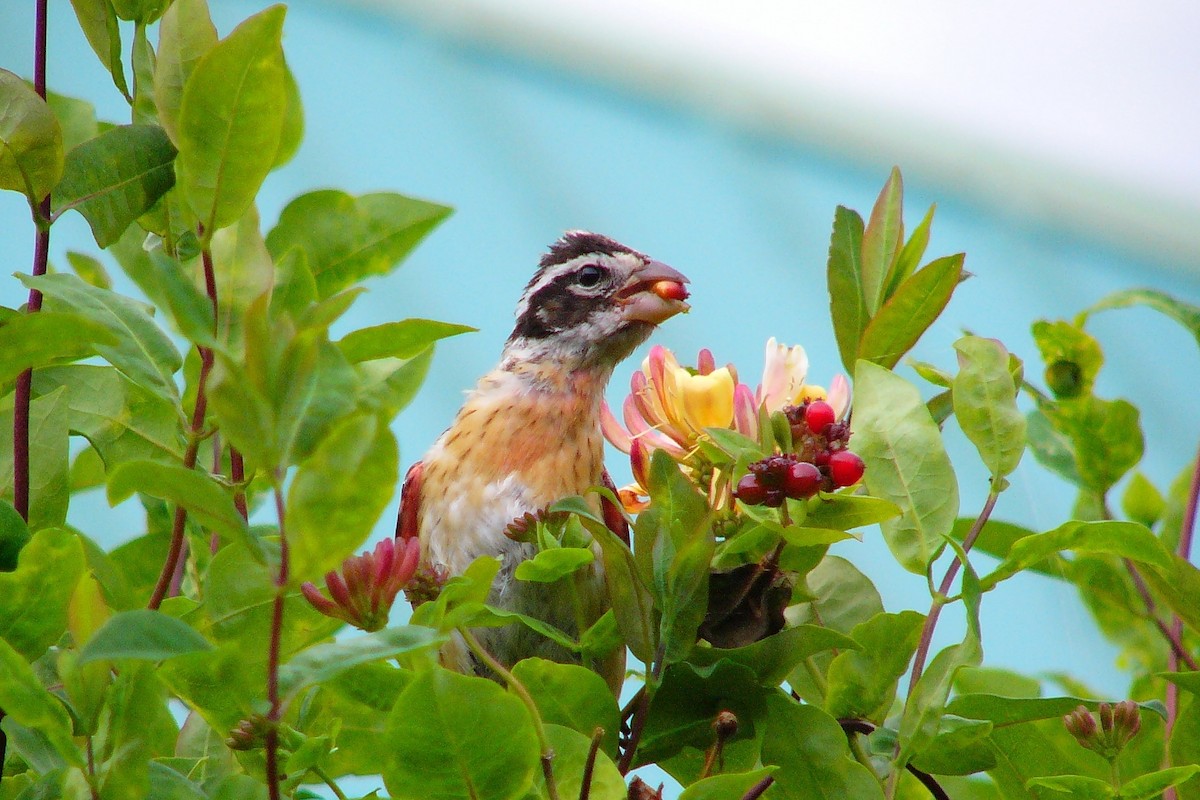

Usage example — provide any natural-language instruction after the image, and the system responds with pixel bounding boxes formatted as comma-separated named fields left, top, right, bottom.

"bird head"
left=503, top=231, right=690, bottom=371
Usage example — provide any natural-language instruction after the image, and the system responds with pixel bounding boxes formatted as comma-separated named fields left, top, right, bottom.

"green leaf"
left=107, top=460, right=250, bottom=547
left=980, top=520, right=1172, bottom=591
left=586, top=516, right=656, bottom=664
left=760, top=695, right=884, bottom=800
left=687, top=624, right=858, bottom=686
left=515, top=547, right=595, bottom=582
left=885, top=203, right=935, bottom=299
left=46, top=90, right=99, bottom=154
left=853, top=361, right=959, bottom=573
left=268, top=247, right=317, bottom=319
left=950, top=517, right=1069, bottom=580
left=111, top=0, right=170, bottom=23
left=0, top=311, right=114, bottom=387
left=1084, top=287, right=1200, bottom=351
left=1031, top=320, right=1104, bottom=400
left=0, top=68, right=63, bottom=201
left=67, top=0, right=131, bottom=101
left=0, top=637, right=82, bottom=766
left=273, top=59, right=304, bottom=169
left=857, top=253, right=963, bottom=369
left=804, top=493, right=902, bottom=531
left=827, top=205, right=868, bottom=375
left=0, top=528, right=84, bottom=659
left=511, top=658, right=621, bottom=757
left=77, top=609, right=212, bottom=664
left=1026, top=407, right=1083, bottom=486
left=336, top=319, right=476, bottom=363
left=0, top=499, right=31, bottom=571
left=131, top=22, right=159, bottom=126
left=277, top=626, right=444, bottom=704
left=154, top=0, right=217, bottom=145
left=898, top=635, right=982, bottom=763
left=952, top=336, right=1026, bottom=482
left=825, top=610, right=925, bottom=720
left=287, top=414, right=399, bottom=583
left=19, top=272, right=182, bottom=403
left=529, top=724, right=624, bottom=800
left=861, top=166, right=904, bottom=314
left=1121, top=766, right=1200, bottom=800
left=53, top=124, right=177, bottom=247
left=1139, top=554, right=1200, bottom=637
left=384, top=669, right=539, bottom=800
left=66, top=250, right=112, bottom=289
left=266, top=189, right=453, bottom=299
left=1024, top=775, right=1114, bottom=799
left=1121, top=472, right=1166, bottom=528
left=176, top=5, right=287, bottom=236
left=33, top=365, right=184, bottom=467
left=1162, top=672, right=1200, bottom=695
left=909, top=716, right=996, bottom=776
left=1169, top=695, right=1200, bottom=800
left=678, top=768, right=778, bottom=800
left=1042, top=397, right=1144, bottom=494
left=357, top=348, right=434, bottom=420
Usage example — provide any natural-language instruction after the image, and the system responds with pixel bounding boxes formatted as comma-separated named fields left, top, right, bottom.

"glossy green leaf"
left=131, top=23, right=158, bottom=126
left=110, top=0, right=169, bottom=23
left=66, top=0, right=131, bottom=101
left=77, top=609, right=211, bottom=664
left=357, top=347, right=435, bottom=420
left=20, top=272, right=182, bottom=403
left=287, top=413, right=399, bottom=583
left=1026, top=407, right=1082, bottom=486
left=1139, top=554, right=1200, bottom=636
left=0, top=69, right=63, bottom=201
left=53, top=124, right=177, bottom=247
left=909, top=716, right=996, bottom=776
left=0, top=527, right=84, bottom=659
left=277, top=626, right=443, bottom=703
left=269, top=247, right=317, bottom=319
left=827, top=205, right=867, bottom=375
left=511, top=658, right=621, bottom=756
left=514, top=547, right=594, bottom=582
left=0, top=499, right=31, bottom=571
left=210, top=206, right=275, bottom=347
left=760, top=694, right=884, bottom=800
left=1042, top=396, right=1143, bottom=494
left=687, top=623, right=857, bottom=686
left=384, top=669, right=539, bottom=800
left=273, top=59, right=304, bottom=169
left=136, top=246, right=218, bottom=346
left=980, top=520, right=1172, bottom=591
left=1085, top=287, right=1200, bottom=351
left=678, top=768, right=778, bottom=800
left=528, top=724, right=624, bottom=800
left=0, top=311, right=114, bottom=389
left=1169, top=695, right=1200, bottom=800
left=952, top=336, right=1025, bottom=482
left=33, top=365, right=184, bottom=467
left=176, top=5, right=287, bottom=236
left=950, top=517, right=1069, bottom=580
left=804, top=493, right=901, bottom=531
left=154, top=0, right=217, bottom=144
left=266, top=188, right=453, bottom=298
left=107, top=460, right=249, bottom=546
left=1024, top=775, right=1114, bottom=799
left=885, top=202, right=935, bottom=299
left=861, top=166, right=904, bottom=313
left=825, top=610, right=925, bottom=720
left=858, top=253, right=963, bottom=369
left=336, top=319, right=476, bottom=363
left=853, top=361, right=959, bottom=573
left=0, top=636, right=82, bottom=766
left=1121, top=767, right=1200, bottom=800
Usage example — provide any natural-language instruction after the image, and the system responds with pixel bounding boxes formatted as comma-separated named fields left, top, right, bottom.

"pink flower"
left=301, top=537, right=420, bottom=632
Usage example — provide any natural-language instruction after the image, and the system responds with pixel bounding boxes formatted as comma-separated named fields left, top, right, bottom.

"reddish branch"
left=266, top=480, right=291, bottom=800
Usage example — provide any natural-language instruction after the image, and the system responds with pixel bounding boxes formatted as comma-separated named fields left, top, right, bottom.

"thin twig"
left=1123, top=559, right=1198, bottom=670
left=1165, top=441, right=1200, bottom=800
left=459, top=627, right=560, bottom=800
left=579, top=727, right=604, bottom=800
left=741, top=776, right=774, bottom=800
left=265, top=478, right=291, bottom=800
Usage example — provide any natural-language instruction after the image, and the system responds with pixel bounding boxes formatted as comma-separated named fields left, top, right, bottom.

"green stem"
left=802, top=656, right=828, bottom=703
left=459, top=626, right=559, bottom=800
left=312, top=765, right=348, bottom=800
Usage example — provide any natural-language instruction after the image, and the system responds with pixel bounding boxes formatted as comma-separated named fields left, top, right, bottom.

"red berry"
left=763, top=489, right=786, bottom=507
left=828, top=451, right=865, bottom=487
left=783, top=461, right=822, bottom=499
left=735, top=474, right=767, bottom=505
left=804, top=401, right=836, bottom=433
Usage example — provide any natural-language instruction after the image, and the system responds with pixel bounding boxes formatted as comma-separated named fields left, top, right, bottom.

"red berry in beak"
left=828, top=451, right=865, bottom=487
left=652, top=280, right=689, bottom=302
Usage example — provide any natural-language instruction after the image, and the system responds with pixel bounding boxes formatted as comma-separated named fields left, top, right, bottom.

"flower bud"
left=713, top=710, right=739, bottom=741
left=1063, top=701, right=1141, bottom=761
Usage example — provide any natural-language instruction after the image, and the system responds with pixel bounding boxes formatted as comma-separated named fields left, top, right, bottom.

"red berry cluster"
left=733, top=400, right=865, bottom=507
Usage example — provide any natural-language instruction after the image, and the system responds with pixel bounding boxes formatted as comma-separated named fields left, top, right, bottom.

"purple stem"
left=266, top=479, right=291, bottom=800
left=4, top=0, right=51, bottom=776
left=1165, top=440, right=1200, bottom=800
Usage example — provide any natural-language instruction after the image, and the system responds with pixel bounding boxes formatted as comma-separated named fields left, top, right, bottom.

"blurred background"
left=2, top=0, right=1199, bottom=784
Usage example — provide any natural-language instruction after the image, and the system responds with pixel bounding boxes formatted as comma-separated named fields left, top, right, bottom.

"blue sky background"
left=2, top=0, right=1199, bottom=794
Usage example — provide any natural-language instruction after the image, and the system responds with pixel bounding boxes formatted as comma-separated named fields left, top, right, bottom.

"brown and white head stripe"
left=503, top=231, right=690, bottom=370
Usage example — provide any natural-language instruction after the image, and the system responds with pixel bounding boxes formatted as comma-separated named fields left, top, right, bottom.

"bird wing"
left=396, top=461, right=424, bottom=541
left=600, top=468, right=630, bottom=546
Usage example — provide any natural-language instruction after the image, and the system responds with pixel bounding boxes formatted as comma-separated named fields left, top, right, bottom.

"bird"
left=396, top=231, right=690, bottom=691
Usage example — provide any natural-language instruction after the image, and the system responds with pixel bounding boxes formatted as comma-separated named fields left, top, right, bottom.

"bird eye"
left=576, top=265, right=605, bottom=288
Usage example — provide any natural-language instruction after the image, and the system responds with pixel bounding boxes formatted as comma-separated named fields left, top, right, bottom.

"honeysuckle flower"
left=1063, top=701, right=1141, bottom=760
left=301, top=536, right=420, bottom=632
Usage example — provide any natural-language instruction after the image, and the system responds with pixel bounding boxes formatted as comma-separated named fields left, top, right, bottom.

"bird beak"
left=617, top=260, right=691, bottom=324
